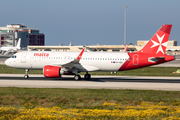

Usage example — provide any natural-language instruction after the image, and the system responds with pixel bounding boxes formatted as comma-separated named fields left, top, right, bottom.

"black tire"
left=74, top=75, right=81, bottom=80
left=24, top=75, right=29, bottom=79
left=84, top=74, right=91, bottom=79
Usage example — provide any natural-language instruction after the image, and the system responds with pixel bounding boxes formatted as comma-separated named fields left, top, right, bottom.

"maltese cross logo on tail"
left=138, top=25, right=171, bottom=55
left=150, top=34, right=167, bottom=54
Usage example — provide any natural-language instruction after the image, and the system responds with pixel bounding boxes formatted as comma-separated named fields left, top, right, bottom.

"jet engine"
left=43, top=65, right=75, bottom=78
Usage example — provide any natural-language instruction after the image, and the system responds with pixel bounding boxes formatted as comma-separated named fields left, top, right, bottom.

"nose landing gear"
left=24, top=69, right=29, bottom=79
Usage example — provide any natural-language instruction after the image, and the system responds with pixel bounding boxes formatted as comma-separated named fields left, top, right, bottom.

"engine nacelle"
left=43, top=65, right=62, bottom=78
left=43, top=65, right=75, bottom=78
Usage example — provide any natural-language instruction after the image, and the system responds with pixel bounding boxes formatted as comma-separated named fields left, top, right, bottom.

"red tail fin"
left=138, top=24, right=172, bottom=55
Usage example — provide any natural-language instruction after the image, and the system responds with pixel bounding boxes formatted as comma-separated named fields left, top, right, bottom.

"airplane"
left=0, top=38, right=21, bottom=55
left=5, top=24, right=175, bottom=80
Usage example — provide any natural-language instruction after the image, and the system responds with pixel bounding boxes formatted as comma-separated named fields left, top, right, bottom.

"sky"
left=0, top=0, right=180, bottom=46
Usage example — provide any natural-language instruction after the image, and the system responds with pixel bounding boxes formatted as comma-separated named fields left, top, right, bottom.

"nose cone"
left=5, top=58, right=11, bottom=67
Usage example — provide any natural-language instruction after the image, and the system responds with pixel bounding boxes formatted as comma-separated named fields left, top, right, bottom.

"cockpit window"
left=11, top=55, right=17, bottom=58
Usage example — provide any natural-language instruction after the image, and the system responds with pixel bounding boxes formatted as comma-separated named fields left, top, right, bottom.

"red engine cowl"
left=43, top=65, right=61, bottom=78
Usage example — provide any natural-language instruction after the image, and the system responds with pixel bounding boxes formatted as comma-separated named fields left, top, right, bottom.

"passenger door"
left=21, top=53, right=26, bottom=63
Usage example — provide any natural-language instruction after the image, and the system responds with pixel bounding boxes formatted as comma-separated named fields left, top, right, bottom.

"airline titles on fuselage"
left=34, top=53, right=49, bottom=57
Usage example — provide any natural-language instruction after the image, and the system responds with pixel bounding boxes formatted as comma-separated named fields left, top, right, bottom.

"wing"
left=49, top=48, right=85, bottom=70
left=4, top=48, right=14, bottom=55
left=61, top=48, right=85, bottom=68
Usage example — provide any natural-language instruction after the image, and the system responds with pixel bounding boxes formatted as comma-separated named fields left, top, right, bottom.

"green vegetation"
left=0, top=87, right=180, bottom=108
left=0, top=64, right=180, bottom=76
left=0, top=65, right=180, bottom=119
left=0, top=65, right=42, bottom=74
left=1, top=88, right=180, bottom=119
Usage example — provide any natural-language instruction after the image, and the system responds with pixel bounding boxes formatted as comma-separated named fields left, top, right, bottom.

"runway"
left=0, top=74, right=180, bottom=91
left=0, top=55, right=180, bottom=91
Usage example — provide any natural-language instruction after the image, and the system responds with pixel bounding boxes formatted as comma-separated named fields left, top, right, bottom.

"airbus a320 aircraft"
left=1, top=38, right=21, bottom=55
left=5, top=24, right=175, bottom=80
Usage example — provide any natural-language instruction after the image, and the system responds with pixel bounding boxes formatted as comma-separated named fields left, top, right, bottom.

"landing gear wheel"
left=24, top=69, right=29, bottom=79
left=84, top=74, right=91, bottom=80
left=24, top=75, right=29, bottom=79
left=74, top=75, right=81, bottom=80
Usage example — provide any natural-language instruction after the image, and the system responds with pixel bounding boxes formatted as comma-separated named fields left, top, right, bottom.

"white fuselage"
left=0, top=46, right=19, bottom=51
left=5, top=51, right=129, bottom=72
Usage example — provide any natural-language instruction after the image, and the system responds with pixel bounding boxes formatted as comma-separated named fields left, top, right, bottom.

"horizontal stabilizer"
left=148, top=57, right=165, bottom=63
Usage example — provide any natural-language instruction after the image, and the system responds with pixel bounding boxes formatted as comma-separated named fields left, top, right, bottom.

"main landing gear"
left=24, top=69, right=29, bottom=79
left=74, top=72, right=91, bottom=80
left=84, top=72, right=91, bottom=80
left=74, top=75, right=81, bottom=80
left=23, top=69, right=91, bottom=80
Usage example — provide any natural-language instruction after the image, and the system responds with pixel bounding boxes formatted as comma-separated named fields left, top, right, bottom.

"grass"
left=1, top=65, right=180, bottom=108
left=0, top=88, right=180, bottom=119
left=0, top=65, right=180, bottom=119
left=0, top=64, right=42, bottom=74
left=0, top=88, right=180, bottom=108
left=1, top=64, right=180, bottom=76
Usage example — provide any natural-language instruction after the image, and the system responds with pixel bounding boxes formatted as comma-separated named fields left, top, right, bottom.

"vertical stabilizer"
left=138, top=24, right=172, bottom=55
left=16, top=38, right=21, bottom=49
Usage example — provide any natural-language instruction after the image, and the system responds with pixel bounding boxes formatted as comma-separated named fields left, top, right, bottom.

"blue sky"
left=0, top=0, right=180, bottom=46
